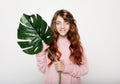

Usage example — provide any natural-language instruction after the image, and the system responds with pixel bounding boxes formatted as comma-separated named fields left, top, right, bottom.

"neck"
left=58, top=35, right=67, bottom=40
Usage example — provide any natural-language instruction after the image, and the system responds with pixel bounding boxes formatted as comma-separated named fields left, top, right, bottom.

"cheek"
left=56, top=27, right=60, bottom=32
left=55, top=25, right=60, bottom=30
left=66, top=26, right=70, bottom=31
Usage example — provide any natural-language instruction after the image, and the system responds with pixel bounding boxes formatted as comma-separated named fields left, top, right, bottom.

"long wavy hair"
left=48, top=9, right=84, bottom=66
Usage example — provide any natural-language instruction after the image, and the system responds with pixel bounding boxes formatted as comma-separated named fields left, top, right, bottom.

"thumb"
left=60, top=60, right=64, bottom=64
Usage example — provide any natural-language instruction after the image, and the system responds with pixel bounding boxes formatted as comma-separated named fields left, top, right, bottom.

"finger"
left=60, top=60, right=64, bottom=63
left=57, top=65, right=63, bottom=71
left=54, top=62, right=60, bottom=69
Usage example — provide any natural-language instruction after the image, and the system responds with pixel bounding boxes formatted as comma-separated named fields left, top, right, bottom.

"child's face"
left=55, top=16, right=70, bottom=38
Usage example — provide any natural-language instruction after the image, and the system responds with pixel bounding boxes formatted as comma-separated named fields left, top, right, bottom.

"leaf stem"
left=47, top=48, right=57, bottom=62
left=47, top=48, right=61, bottom=84
left=59, top=72, right=61, bottom=84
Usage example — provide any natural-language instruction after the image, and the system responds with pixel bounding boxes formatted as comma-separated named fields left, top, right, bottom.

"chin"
left=59, top=34, right=67, bottom=37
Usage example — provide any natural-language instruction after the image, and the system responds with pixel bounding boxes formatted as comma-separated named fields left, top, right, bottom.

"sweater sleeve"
left=63, top=56, right=89, bottom=78
left=36, top=51, right=48, bottom=74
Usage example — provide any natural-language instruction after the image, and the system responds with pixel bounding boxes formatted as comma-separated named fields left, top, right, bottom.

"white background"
left=0, top=0, right=120, bottom=84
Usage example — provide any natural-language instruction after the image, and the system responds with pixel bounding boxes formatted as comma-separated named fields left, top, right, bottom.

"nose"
left=61, top=23, right=65, bottom=28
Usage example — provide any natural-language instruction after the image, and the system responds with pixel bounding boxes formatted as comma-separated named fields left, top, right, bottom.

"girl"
left=36, top=9, right=89, bottom=84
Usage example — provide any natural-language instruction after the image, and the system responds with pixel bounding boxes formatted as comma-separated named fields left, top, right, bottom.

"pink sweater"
left=36, top=38, right=89, bottom=84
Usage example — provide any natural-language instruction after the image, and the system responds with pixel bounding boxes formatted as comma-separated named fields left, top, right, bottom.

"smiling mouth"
left=60, top=29, right=66, bottom=32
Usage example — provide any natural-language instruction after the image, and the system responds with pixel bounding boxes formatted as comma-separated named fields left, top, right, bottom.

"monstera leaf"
left=17, top=13, right=60, bottom=84
left=17, top=14, right=52, bottom=55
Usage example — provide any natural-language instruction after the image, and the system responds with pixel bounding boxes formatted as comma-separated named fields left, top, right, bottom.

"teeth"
left=60, top=31, right=65, bottom=32
left=60, top=29, right=65, bottom=31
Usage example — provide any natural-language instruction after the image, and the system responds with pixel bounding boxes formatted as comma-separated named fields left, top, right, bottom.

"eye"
left=56, top=22, right=61, bottom=25
left=65, top=22, right=70, bottom=25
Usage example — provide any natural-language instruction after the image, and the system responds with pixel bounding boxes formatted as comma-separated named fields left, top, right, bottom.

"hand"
left=41, top=40, right=49, bottom=52
left=54, top=61, right=65, bottom=72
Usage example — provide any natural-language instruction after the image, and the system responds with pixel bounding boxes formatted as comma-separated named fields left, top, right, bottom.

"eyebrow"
left=56, top=20, right=69, bottom=23
left=56, top=21, right=61, bottom=23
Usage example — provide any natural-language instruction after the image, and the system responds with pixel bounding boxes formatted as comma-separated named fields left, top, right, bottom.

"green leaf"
left=17, top=13, right=52, bottom=55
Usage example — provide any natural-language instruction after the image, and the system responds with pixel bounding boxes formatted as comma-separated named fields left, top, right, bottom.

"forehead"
left=56, top=16, right=64, bottom=22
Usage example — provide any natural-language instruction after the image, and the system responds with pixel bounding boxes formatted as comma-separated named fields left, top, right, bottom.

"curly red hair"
left=48, top=9, right=84, bottom=66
